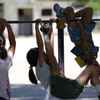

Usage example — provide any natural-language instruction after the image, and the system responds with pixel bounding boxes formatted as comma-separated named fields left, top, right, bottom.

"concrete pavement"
left=9, top=33, right=100, bottom=100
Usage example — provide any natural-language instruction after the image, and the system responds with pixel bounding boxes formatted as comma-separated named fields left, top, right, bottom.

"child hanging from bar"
left=0, top=18, right=16, bottom=100
left=26, top=18, right=100, bottom=100
left=53, top=3, right=99, bottom=67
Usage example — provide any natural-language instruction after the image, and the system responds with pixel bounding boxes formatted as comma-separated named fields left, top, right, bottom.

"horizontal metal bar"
left=7, top=20, right=54, bottom=23
left=7, top=19, right=100, bottom=24
left=92, top=19, right=100, bottom=21
left=66, top=19, right=100, bottom=22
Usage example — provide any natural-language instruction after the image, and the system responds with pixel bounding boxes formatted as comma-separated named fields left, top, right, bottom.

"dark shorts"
left=50, top=74, right=84, bottom=99
left=0, top=97, right=6, bottom=100
left=67, top=21, right=96, bottom=42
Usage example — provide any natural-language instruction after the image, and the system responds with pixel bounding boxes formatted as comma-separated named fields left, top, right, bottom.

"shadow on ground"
left=74, top=86, right=98, bottom=100
left=11, top=84, right=46, bottom=100
left=11, top=84, right=98, bottom=100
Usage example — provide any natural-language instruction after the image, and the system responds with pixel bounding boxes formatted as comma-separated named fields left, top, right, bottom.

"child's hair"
left=0, top=34, right=7, bottom=59
left=26, top=48, right=39, bottom=67
left=26, top=47, right=39, bottom=85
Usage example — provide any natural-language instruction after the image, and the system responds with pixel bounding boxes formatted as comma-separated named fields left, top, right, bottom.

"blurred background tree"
left=75, top=0, right=100, bottom=15
left=74, top=0, right=100, bottom=30
left=73, top=0, right=89, bottom=7
left=85, top=0, right=100, bottom=30
left=85, top=0, right=100, bottom=15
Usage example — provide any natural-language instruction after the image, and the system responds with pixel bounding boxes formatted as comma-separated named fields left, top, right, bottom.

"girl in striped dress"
left=54, top=3, right=99, bottom=66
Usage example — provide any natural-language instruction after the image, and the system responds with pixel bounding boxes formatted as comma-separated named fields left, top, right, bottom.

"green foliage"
left=85, top=0, right=100, bottom=14
left=77, top=0, right=89, bottom=2
left=75, top=0, right=89, bottom=6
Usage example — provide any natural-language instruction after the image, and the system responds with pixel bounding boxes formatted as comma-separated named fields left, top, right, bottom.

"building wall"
left=0, top=0, right=72, bottom=36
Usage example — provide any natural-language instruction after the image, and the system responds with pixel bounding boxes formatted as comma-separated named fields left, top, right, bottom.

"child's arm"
left=35, top=19, right=45, bottom=67
left=1, top=18, right=16, bottom=55
left=78, top=19, right=88, bottom=54
left=48, top=18, right=55, bottom=54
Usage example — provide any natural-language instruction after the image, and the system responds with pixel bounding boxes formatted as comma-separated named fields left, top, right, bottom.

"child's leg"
left=61, top=6, right=93, bottom=23
left=53, top=4, right=77, bottom=28
left=76, top=65, right=100, bottom=98
left=61, top=7, right=77, bottom=28
left=75, top=7, right=93, bottom=23
left=76, top=65, right=100, bottom=86
left=54, top=3, right=93, bottom=23
left=61, top=7, right=83, bottom=45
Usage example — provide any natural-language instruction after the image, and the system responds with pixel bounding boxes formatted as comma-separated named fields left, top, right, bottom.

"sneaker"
left=98, top=95, right=100, bottom=100
left=53, top=3, right=66, bottom=19
left=40, top=22, right=51, bottom=34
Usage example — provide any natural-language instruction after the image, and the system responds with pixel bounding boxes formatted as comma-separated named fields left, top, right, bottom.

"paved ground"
left=8, top=33, right=100, bottom=100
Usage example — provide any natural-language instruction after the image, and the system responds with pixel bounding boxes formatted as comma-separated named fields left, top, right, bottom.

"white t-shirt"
left=36, top=61, right=51, bottom=89
left=0, top=51, right=13, bottom=100
left=36, top=61, right=56, bottom=100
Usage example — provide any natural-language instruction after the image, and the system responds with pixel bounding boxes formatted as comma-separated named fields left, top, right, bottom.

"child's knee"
left=63, top=7, right=75, bottom=18
left=86, top=7, right=93, bottom=14
left=65, top=7, right=74, bottom=13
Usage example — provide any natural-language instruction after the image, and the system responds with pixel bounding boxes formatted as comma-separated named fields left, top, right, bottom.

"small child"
left=0, top=18, right=16, bottom=100
left=53, top=3, right=99, bottom=66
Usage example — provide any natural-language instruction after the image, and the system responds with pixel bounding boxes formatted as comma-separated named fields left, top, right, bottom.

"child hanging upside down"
left=53, top=3, right=99, bottom=66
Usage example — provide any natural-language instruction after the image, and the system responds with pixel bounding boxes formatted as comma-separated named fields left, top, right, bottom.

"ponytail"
left=29, top=66, right=37, bottom=85
left=0, top=47, right=7, bottom=59
left=0, top=34, right=7, bottom=59
left=26, top=48, right=39, bottom=85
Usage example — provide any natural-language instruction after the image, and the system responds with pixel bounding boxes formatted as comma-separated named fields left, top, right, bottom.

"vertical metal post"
left=57, top=18, right=66, bottom=100
left=58, top=29, right=65, bottom=100
left=58, top=29, right=64, bottom=73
